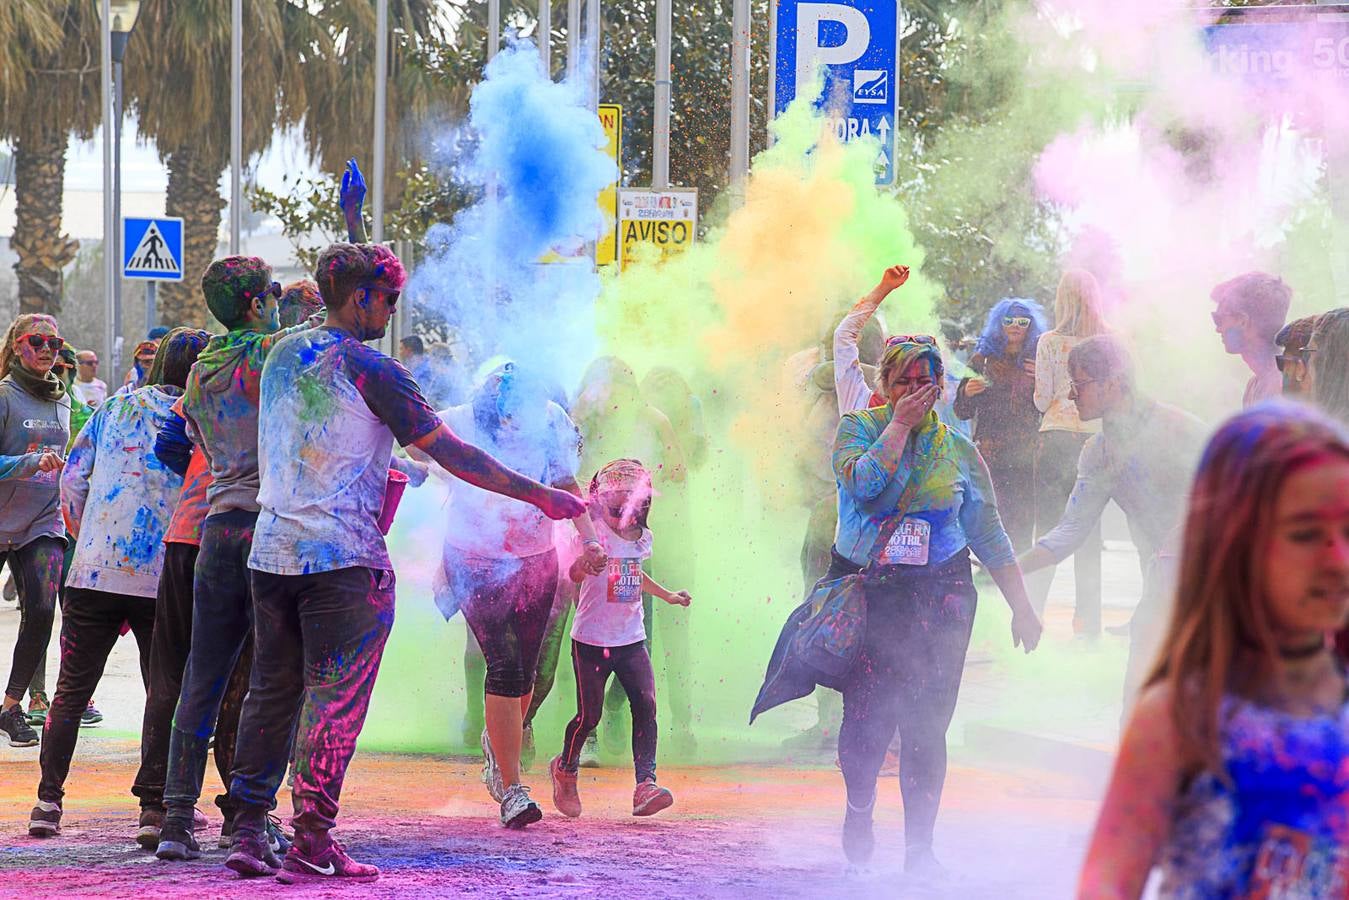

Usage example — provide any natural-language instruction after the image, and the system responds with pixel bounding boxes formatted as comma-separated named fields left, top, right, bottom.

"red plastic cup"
left=377, top=468, right=409, bottom=535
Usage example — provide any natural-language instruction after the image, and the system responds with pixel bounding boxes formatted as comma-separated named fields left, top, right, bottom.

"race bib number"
left=607, top=558, right=643, bottom=603
left=1248, top=823, right=1349, bottom=899
left=878, top=518, right=930, bottom=566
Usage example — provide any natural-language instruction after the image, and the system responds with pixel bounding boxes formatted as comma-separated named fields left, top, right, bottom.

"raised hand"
left=340, top=158, right=367, bottom=243
left=879, top=264, right=911, bottom=293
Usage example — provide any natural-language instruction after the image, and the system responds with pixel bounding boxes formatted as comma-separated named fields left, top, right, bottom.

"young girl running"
left=1079, top=400, right=1349, bottom=898
left=549, top=459, right=691, bottom=818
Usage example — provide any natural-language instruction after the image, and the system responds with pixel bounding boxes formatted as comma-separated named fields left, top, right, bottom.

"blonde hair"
left=1147, top=401, right=1349, bottom=777
left=1053, top=270, right=1109, bottom=338
left=0, top=314, right=59, bottom=377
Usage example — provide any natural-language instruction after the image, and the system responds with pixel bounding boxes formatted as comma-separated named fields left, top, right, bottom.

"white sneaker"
left=578, top=734, right=600, bottom=768
left=499, top=783, right=542, bottom=829
left=480, top=729, right=505, bottom=802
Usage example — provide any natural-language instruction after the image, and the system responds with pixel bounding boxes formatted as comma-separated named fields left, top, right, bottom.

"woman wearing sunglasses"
left=953, top=298, right=1049, bottom=554
left=829, top=337, right=1042, bottom=875
left=0, top=314, right=71, bottom=748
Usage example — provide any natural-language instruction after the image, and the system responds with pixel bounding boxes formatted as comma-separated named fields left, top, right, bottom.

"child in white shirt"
left=548, top=459, right=691, bottom=818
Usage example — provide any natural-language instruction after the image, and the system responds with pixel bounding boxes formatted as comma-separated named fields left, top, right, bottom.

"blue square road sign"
left=772, top=1, right=899, bottom=186
left=123, top=217, right=184, bottom=281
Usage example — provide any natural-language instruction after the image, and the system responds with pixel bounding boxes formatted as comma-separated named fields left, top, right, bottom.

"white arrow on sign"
left=877, top=115, right=891, bottom=140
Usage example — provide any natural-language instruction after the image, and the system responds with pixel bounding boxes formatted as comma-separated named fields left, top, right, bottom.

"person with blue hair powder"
left=953, top=299, right=1049, bottom=552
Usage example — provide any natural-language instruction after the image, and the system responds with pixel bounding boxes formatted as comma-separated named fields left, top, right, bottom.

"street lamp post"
left=96, top=0, right=142, bottom=374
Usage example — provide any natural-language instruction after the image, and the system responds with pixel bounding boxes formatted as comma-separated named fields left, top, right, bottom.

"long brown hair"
left=0, top=314, right=59, bottom=377
left=1052, top=269, right=1109, bottom=338
left=1147, top=401, right=1349, bottom=777
left=1310, top=308, right=1349, bottom=424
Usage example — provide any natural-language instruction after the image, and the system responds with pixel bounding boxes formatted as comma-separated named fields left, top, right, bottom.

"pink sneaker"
left=275, top=838, right=379, bottom=884
left=549, top=755, right=582, bottom=818
left=633, top=780, right=673, bottom=817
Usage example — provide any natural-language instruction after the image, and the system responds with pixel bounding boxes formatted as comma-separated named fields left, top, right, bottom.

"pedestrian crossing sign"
left=123, top=217, right=184, bottom=281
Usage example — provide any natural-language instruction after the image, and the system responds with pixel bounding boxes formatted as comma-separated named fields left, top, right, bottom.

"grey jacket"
left=0, top=375, right=71, bottom=549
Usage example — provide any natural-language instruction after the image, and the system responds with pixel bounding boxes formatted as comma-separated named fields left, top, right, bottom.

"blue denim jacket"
left=831, top=407, right=1016, bottom=570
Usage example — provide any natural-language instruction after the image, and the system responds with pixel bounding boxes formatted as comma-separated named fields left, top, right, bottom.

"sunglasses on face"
left=249, top=281, right=283, bottom=302
left=1275, top=353, right=1307, bottom=373
left=78, top=358, right=97, bottom=366
left=1069, top=377, right=1101, bottom=391
left=1003, top=316, right=1032, bottom=327
left=885, top=334, right=938, bottom=348
left=20, top=334, right=64, bottom=352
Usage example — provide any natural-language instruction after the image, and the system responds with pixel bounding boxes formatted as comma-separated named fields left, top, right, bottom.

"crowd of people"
left=1, top=215, right=1347, bottom=894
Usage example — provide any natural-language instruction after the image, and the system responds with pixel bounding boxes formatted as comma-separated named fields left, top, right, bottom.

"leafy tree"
left=0, top=2, right=100, bottom=316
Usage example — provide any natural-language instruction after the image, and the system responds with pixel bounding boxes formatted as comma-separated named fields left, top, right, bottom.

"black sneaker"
left=136, top=806, right=164, bottom=850
left=1, top=705, right=39, bottom=747
left=155, top=821, right=202, bottom=860
left=266, top=814, right=292, bottom=856
left=842, top=797, right=875, bottom=866
left=225, top=830, right=281, bottom=877
left=217, top=814, right=235, bottom=849
left=28, top=801, right=61, bottom=837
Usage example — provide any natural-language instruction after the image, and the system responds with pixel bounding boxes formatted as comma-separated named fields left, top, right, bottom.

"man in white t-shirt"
left=224, top=243, right=585, bottom=884
left=71, top=351, right=107, bottom=407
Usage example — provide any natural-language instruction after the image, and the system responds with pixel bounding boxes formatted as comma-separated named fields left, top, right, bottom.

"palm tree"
left=122, top=1, right=333, bottom=327
left=0, top=2, right=101, bottom=316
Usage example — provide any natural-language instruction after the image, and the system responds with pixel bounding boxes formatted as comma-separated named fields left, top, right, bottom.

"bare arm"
left=641, top=571, right=690, bottom=606
left=1032, top=337, right=1055, bottom=414
left=411, top=423, right=584, bottom=520
left=1078, top=685, right=1181, bottom=899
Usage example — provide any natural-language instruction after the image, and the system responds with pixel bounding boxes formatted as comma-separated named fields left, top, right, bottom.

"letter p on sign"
left=795, top=3, right=871, bottom=97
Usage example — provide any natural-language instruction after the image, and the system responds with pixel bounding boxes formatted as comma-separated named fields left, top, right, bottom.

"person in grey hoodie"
left=0, top=313, right=70, bottom=749
left=27, top=328, right=207, bottom=838
left=157, top=255, right=320, bottom=863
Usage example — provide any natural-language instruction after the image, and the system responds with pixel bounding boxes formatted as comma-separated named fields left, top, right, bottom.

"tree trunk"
left=11, top=124, right=78, bottom=316
left=161, top=146, right=226, bottom=328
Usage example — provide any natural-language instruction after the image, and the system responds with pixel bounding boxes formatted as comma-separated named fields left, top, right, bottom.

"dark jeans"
left=989, top=464, right=1035, bottom=554
left=1030, top=430, right=1103, bottom=633
left=455, top=549, right=558, bottom=698
left=3, top=536, right=64, bottom=701
left=133, top=541, right=252, bottom=814
left=230, top=566, right=395, bottom=840
left=833, top=550, right=977, bottom=850
left=37, top=587, right=154, bottom=804
left=560, top=640, right=658, bottom=783
left=163, top=510, right=258, bottom=828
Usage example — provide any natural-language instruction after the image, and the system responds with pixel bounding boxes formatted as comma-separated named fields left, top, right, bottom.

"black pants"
left=132, top=541, right=252, bottom=814
left=454, top=549, right=558, bottom=698
left=37, top=587, right=154, bottom=804
left=231, top=566, right=395, bottom=840
left=1030, top=430, right=1102, bottom=633
left=560, top=640, right=658, bottom=783
left=523, top=577, right=577, bottom=728
left=163, top=510, right=258, bottom=828
left=3, top=536, right=64, bottom=701
left=833, top=550, right=977, bottom=850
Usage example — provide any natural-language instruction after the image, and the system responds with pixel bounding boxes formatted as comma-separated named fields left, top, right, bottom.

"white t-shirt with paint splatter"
left=570, top=519, right=653, bottom=648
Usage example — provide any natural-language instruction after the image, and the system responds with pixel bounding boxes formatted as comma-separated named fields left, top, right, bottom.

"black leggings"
left=454, top=549, right=559, bottom=698
left=832, top=550, right=977, bottom=850
left=560, top=640, right=658, bottom=783
left=3, top=536, right=64, bottom=701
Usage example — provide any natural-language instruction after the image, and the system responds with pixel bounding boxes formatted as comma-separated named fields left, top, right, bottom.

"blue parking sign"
left=123, top=217, right=184, bottom=281
left=772, top=1, right=899, bottom=185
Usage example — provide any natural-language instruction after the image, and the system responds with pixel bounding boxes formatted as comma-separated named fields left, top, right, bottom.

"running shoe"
left=225, top=830, right=282, bottom=877
left=520, top=722, right=536, bottom=772
left=1, top=704, right=39, bottom=747
left=267, top=814, right=292, bottom=856
left=26, top=691, right=50, bottom=726
left=275, top=838, right=379, bottom=884
left=81, top=699, right=103, bottom=727
left=905, top=844, right=949, bottom=880
left=192, top=806, right=210, bottom=832
left=155, top=821, right=202, bottom=860
left=28, top=800, right=61, bottom=837
left=217, top=814, right=235, bottom=849
left=578, top=733, right=600, bottom=768
left=481, top=728, right=505, bottom=802
left=136, top=806, right=164, bottom=850
left=632, top=780, right=674, bottom=817
left=842, top=796, right=875, bottom=866
left=499, top=783, right=542, bottom=829
left=549, top=755, right=582, bottom=818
